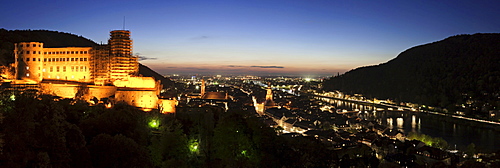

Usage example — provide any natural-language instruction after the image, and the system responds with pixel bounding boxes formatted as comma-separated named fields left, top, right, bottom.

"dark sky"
left=2, top=0, right=499, bottom=76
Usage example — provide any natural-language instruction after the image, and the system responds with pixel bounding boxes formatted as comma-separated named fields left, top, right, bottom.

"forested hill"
left=323, top=33, right=500, bottom=112
left=0, top=29, right=98, bottom=65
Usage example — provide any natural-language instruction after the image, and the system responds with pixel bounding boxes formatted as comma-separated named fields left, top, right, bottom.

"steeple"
left=265, top=84, right=273, bottom=101
left=201, top=79, right=206, bottom=97
left=264, top=83, right=276, bottom=108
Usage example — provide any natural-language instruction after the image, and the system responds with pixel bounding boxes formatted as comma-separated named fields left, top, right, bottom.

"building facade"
left=11, top=30, right=175, bottom=113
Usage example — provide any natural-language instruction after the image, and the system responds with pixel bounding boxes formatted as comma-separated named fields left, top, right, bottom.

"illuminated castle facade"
left=14, top=30, right=138, bottom=85
left=12, top=30, right=176, bottom=113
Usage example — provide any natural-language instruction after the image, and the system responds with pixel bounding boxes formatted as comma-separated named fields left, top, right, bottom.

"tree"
left=212, top=111, right=258, bottom=167
left=149, top=122, right=190, bottom=168
left=465, top=143, right=476, bottom=158
left=88, top=134, right=152, bottom=168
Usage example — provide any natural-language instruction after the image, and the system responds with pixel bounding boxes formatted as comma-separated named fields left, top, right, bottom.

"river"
left=318, top=97, right=500, bottom=153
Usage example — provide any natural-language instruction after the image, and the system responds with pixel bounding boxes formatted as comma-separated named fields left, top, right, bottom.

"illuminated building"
left=10, top=30, right=175, bottom=113
left=256, top=84, right=277, bottom=115
left=188, top=79, right=229, bottom=110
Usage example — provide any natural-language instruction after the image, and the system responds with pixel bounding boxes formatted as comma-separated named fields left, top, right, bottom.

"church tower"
left=265, top=84, right=273, bottom=101
left=264, top=84, right=276, bottom=110
left=201, top=79, right=206, bottom=97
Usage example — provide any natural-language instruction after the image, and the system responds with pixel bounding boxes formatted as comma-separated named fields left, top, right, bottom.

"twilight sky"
left=1, top=0, right=499, bottom=76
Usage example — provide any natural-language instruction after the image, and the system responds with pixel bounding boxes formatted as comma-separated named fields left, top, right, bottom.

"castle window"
left=80, top=58, right=83, bottom=61
left=33, top=44, right=36, bottom=47
left=50, top=67, right=53, bottom=72
left=38, top=44, right=41, bottom=47
left=84, top=58, right=87, bottom=61
left=71, top=51, right=74, bottom=54
left=33, top=58, right=36, bottom=61
left=44, top=58, right=46, bottom=62
left=56, top=66, right=60, bottom=72
left=63, top=66, right=66, bottom=72
left=44, top=52, right=47, bottom=54
left=84, top=51, right=87, bottom=54
left=38, top=51, right=41, bottom=54
left=26, top=58, right=29, bottom=61
left=71, top=66, right=74, bottom=72
left=80, top=51, right=83, bottom=54
left=26, top=51, right=29, bottom=54
left=38, top=58, right=40, bottom=61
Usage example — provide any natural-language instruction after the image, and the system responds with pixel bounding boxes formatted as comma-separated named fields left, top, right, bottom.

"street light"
left=149, top=119, right=159, bottom=129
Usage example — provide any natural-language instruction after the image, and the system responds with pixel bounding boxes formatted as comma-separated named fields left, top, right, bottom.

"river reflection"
left=318, top=97, right=500, bottom=153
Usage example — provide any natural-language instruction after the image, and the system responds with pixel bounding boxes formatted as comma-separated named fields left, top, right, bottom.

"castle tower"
left=109, top=30, right=138, bottom=81
left=91, top=45, right=111, bottom=85
left=15, top=42, right=44, bottom=82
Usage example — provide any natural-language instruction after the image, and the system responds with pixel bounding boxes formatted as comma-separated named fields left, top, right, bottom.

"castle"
left=10, top=30, right=176, bottom=113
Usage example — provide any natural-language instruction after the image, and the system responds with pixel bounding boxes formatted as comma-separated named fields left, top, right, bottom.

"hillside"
left=323, top=33, right=500, bottom=114
left=139, top=63, right=173, bottom=87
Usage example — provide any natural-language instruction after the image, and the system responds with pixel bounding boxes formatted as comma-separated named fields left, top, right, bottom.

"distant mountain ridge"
left=323, top=33, right=500, bottom=112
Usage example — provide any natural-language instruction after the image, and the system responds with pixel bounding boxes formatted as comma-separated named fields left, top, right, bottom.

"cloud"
left=227, top=65, right=244, bottom=67
left=250, top=65, right=284, bottom=69
left=190, top=35, right=209, bottom=40
left=184, top=67, right=209, bottom=70
left=134, top=53, right=157, bottom=61
left=138, top=56, right=157, bottom=61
